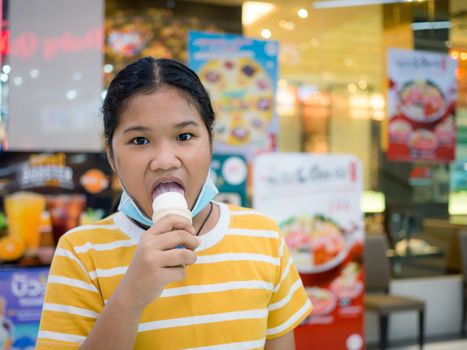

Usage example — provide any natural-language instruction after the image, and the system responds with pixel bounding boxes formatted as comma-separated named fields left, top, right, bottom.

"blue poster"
left=0, top=267, right=49, bottom=350
left=188, top=31, right=279, bottom=161
left=210, top=154, right=248, bottom=207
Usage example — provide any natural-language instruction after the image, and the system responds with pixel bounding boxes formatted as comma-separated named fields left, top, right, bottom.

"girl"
left=37, top=57, right=312, bottom=349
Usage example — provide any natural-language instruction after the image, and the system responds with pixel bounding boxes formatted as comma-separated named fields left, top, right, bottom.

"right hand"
left=118, top=214, right=199, bottom=310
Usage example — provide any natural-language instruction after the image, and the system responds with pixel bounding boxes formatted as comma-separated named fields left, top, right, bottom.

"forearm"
left=79, top=281, right=145, bottom=350
left=265, top=331, right=295, bottom=350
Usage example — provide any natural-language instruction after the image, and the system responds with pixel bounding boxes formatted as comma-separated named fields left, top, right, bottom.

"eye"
left=177, top=133, right=193, bottom=142
left=131, top=137, right=149, bottom=145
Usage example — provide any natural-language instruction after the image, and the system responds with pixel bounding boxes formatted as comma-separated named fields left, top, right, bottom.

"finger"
left=160, top=248, right=197, bottom=267
left=149, top=230, right=200, bottom=251
left=160, top=266, right=186, bottom=283
left=147, top=214, right=195, bottom=235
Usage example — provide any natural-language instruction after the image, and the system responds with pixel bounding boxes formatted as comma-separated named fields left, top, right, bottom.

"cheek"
left=113, top=152, right=140, bottom=184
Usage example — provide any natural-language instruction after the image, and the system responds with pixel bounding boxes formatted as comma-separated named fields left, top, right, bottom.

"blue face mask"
left=118, top=173, right=219, bottom=227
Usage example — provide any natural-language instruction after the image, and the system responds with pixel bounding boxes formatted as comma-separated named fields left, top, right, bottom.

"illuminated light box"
left=360, top=191, right=385, bottom=213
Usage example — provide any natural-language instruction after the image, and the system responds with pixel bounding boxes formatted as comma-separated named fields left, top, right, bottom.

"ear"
left=105, top=144, right=116, bottom=173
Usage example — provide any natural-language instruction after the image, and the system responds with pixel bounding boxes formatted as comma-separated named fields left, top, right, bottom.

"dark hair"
left=102, top=57, right=215, bottom=148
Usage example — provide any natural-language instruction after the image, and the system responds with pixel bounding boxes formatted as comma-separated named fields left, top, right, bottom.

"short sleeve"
left=36, top=236, right=104, bottom=349
left=266, top=232, right=313, bottom=339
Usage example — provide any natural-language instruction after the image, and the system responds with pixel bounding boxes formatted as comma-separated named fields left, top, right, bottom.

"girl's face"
left=107, top=87, right=212, bottom=218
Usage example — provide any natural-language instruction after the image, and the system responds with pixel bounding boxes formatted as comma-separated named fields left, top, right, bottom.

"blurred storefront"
left=82, top=0, right=467, bottom=279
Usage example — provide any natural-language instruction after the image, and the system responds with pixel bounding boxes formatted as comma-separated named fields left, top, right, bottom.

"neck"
left=193, top=201, right=216, bottom=236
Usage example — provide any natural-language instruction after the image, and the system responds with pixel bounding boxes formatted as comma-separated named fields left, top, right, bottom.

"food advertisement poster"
left=387, top=48, right=458, bottom=162
left=211, top=154, right=248, bottom=207
left=0, top=267, right=49, bottom=349
left=188, top=31, right=279, bottom=161
left=253, top=153, right=364, bottom=350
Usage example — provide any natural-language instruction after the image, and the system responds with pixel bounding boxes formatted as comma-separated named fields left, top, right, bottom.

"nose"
left=149, top=141, right=181, bottom=172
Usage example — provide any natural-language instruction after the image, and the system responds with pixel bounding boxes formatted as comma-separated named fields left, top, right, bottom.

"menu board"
left=188, top=31, right=279, bottom=161
left=387, top=48, right=458, bottom=162
left=253, top=153, right=364, bottom=350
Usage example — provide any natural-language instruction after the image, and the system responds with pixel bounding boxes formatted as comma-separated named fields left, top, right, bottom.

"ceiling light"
left=66, top=90, right=77, bottom=100
left=279, top=20, right=295, bottom=31
left=29, top=69, right=39, bottom=78
left=358, top=80, right=368, bottom=89
left=13, top=77, right=23, bottom=86
left=243, top=2, right=275, bottom=26
left=297, top=8, right=308, bottom=18
left=347, top=83, right=357, bottom=93
left=2, top=65, right=11, bottom=74
left=103, top=64, right=114, bottom=73
left=261, top=29, right=272, bottom=39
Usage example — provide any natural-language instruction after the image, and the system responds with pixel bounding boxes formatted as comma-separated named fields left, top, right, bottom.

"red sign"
left=0, top=28, right=103, bottom=61
left=386, top=48, right=458, bottom=162
left=254, top=154, right=365, bottom=350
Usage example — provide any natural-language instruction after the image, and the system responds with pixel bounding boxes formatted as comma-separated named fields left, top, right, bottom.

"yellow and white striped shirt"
left=37, top=203, right=312, bottom=349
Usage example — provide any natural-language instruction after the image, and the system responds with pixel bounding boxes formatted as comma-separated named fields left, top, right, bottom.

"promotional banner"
left=253, top=153, right=364, bottom=350
left=387, top=48, right=458, bottom=162
left=188, top=31, right=279, bottom=161
left=0, top=267, right=48, bottom=349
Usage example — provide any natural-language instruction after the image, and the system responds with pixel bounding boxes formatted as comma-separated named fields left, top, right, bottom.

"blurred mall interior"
left=0, top=0, right=467, bottom=349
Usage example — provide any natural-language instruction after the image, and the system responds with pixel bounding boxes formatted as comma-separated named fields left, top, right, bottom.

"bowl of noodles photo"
left=305, top=287, right=338, bottom=317
left=399, top=80, right=446, bottom=123
left=280, top=214, right=348, bottom=274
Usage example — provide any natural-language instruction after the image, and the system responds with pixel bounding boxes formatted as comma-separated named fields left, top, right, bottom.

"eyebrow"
left=122, top=121, right=201, bottom=134
left=174, top=120, right=200, bottom=129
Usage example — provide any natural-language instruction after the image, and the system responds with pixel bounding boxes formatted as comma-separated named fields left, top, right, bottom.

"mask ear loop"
left=191, top=173, right=219, bottom=217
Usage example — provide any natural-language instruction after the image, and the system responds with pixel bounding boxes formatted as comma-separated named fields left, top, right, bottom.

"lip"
left=151, top=176, right=185, bottom=199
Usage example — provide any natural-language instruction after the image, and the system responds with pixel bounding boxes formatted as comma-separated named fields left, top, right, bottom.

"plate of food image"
left=389, top=119, right=413, bottom=143
left=409, top=129, right=438, bottom=151
left=329, top=262, right=363, bottom=300
left=434, top=116, right=455, bottom=144
left=399, top=80, right=446, bottom=123
left=280, top=214, right=348, bottom=274
left=305, top=287, right=338, bottom=316
left=198, top=57, right=274, bottom=146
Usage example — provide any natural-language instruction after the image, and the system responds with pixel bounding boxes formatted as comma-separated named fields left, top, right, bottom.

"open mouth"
left=152, top=182, right=185, bottom=200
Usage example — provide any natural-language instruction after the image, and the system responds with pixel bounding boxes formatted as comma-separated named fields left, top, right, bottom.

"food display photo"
left=189, top=31, right=279, bottom=161
left=254, top=154, right=364, bottom=345
left=386, top=48, right=458, bottom=162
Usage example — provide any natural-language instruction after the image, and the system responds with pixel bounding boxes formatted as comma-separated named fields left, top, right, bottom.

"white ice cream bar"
left=152, top=192, right=192, bottom=224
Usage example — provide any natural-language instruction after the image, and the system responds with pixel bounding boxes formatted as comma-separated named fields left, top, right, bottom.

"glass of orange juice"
left=4, top=191, right=46, bottom=256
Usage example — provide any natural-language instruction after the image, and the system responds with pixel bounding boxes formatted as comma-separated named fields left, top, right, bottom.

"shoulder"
left=225, top=204, right=282, bottom=233
left=58, top=213, right=130, bottom=248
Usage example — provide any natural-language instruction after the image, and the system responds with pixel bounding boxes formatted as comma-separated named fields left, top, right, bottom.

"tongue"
left=153, top=182, right=184, bottom=199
